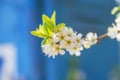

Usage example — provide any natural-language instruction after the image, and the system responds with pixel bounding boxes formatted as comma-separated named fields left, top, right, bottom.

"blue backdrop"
left=0, top=0, right=119, bottom=80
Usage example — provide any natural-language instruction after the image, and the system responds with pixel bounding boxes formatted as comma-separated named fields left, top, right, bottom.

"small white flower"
left=52, top=34, right=60, bottom=43
left=83, top=32, right=98, bottom=49
left=42, top=43, right=65, bottom=58
left=107, top=23, right=120, bottom=42
left=63, top=27, right=76, bottom=37
left=42, top=36, right=65, bottom=58
left=83, top=40, right=91, bottom=49
left=60, top=37, right=74, bottom=49
left=55, top=30, right=66, bottom=41
left=68, top=44, right=82, bottom=56
left=52, top=44, right=65, bottom=56
left=107, top=24, right=117, bottom=39
left=86, top=32, right=98, bottom=45
left=73, top=33, right=83, bottom=47
left=42, top=44, right=53, bottom=56
left=108, top=15, right=120, bottom=42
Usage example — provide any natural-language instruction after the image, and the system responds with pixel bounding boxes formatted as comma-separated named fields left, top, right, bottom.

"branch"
left=97, top=33, right=108, bottom=44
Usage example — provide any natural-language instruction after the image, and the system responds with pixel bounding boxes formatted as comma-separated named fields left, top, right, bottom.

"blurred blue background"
left=0, top=0, right=120, bottom=80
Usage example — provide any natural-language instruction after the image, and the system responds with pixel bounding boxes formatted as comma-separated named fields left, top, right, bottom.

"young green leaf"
left=41, top=38, right=52, bottom=45
left=42, top=14, right=51, bottom=23
left=51, top=11, right=56, bottom=25
left=31, top=29, right=46, bottom=38
left=31, top=24, right=49, bottom=38
left=111, top=6, right=120, bottom=15
left=42, top=14, right=54, bottom=27
left=39, top=24, right=48, bottom=35
left=42, top=14, right=55, bottom=34
left=43, top=22, right=54, bottom=37
left=54, top=23, right=65, bottom=32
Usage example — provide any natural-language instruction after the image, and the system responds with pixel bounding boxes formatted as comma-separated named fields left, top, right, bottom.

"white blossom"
left=107, top=22, right=120, bottom=41
left=42, top=43, right=65, bottom=58
left=73, top=33, right=83, bottom=47
left=86, top=32, right=98, bottom=45
left=63, top=27, right=76, bottom=38
left=55, top=31, right=66, bottom=41
left=60, top=37, right=74, bottom=49
left=83, top=40, right=91, bottom=49
left=68, top=44, right=83, bottom=56
left=107, top=24, right=117, bottom=39
left=52, top=34, right=60, bottom=43
left=42, top=36, right=65, bottom=58
left=52, top=44, right=65, bottom=56
left=82, top=32, right=98, bottom=49
left=42, top=44, right=54, bottom=56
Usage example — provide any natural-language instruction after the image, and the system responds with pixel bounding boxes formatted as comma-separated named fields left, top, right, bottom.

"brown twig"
left=96, top=33, right=108, bottom=44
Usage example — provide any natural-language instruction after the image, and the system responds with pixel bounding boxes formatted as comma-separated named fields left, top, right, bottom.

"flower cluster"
left=42, top=27, right=97, bottom=58
left=42, top=27, right=98, bottom=58
left=107, top=15, right=120, bottom=41
left=31, top=11, right=98, bottom=58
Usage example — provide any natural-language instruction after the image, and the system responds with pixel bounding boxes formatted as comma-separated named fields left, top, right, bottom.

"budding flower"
left=83, top=40, right=91, bottom=49
left=86, top=32, right=98, bottom=45
left=107, top=22, right=120, bottom=41
left=68, top=44, right=83, bottom=56
left=107, top=24, right=117, bottom=39
left=82, top=32, right=98, bottom=49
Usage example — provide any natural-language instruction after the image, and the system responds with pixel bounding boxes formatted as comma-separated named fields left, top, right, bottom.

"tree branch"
left=97, top=33, right=108, bottom=44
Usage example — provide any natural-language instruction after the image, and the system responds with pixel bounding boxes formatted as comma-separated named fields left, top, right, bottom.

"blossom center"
left=91, top=38, right=95, bottom=42
left=76, top=39, right=80, bottom=43
left=73, top=47, right=77, bottom=50
left=67, top=33, right=72, bottom=37
left=67, top=40, right=71, bottom=45
left=59, top=35, right=65, bottom=40
left=56, top=46, right=60, bottom=51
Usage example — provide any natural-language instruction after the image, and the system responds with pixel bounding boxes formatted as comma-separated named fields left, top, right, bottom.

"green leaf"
left=41, top=38, right=52, bottom=45
left=54, top=23, right=65, bottom=32
left=42, top=14, right=51, bottom=23
left=42, top=14, right=55, bottom=36
left=43, top=21, right=54, bottom=32
left=51, top=11, right=56, bottom=25
left=111, top=6, right=120, bottom=15
left=31, top=29, right=46, bottom=38
left=39, top=24, right=48, bottom=35
left=31, top=11, right=63, bottom=40
left=31, top=24, right=48, bottom=38
left=42, top=14, right=54, bottom=27
left=43, top=22, right=54, bottom=37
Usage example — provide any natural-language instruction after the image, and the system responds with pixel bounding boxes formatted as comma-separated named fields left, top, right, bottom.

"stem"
left=97, top=33, right=108, bottom=44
